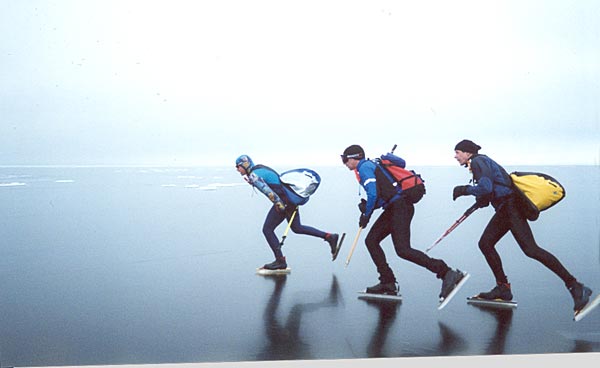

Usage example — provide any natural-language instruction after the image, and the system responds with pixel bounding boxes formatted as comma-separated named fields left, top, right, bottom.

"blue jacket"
left=355, top=159, right=385, bottom=218
left=246, top=165, right=287, bottom=206
left=466, top=154, right=513, bottom=209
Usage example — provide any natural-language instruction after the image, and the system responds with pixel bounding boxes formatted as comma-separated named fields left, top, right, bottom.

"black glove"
left=452, top=185, right=469, bottom=201
left=359, top=214, right=370, bottom=228
left=358, top=199, right=367, bottom=213
left=475, top=196, right=490, bottom=208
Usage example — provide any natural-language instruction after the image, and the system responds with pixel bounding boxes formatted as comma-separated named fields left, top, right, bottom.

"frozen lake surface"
left=0, top=165, right=598, bottom=367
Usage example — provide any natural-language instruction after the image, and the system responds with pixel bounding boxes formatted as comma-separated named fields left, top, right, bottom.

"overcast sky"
left=1, top=0, right=598, bottom=167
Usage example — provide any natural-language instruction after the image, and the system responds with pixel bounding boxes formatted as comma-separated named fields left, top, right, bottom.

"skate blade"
left=467, top=296, right=518, bottom=308
left=438, top=273, right=471, bottom=310
left=256, top=267, right=291, bottom=276
left=574, top=293, right=600, bottom=322
left=332, top=233, right=346, bottom=261
left=357, top=291, right=402, bottom=302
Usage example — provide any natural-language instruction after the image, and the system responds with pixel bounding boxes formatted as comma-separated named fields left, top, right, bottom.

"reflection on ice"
left=0, top=182, right=27, bottom=187
left=467, top=304, right=514, bottom=355
left=257, top=275, right=341, bottom=361
left=0, top=165, right=597, bottom=366
left=362, top=298, right=400, bottom=358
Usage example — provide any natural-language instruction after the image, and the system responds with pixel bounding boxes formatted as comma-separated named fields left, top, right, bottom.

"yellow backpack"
left=510, top=172, right=566, bottom=221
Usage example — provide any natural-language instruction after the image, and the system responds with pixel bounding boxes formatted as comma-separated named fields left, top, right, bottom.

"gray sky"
left=1, top=0, right=598, bottom=166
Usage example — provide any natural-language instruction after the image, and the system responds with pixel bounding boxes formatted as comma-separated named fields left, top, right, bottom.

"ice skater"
left=452, top=139, right=596, bottom=318
left=341, top=144, right=469, bottom=308
left=235, top=154, right=342, bottom=271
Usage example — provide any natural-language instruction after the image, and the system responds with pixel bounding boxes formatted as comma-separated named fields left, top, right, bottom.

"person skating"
left=452, top=139, right=593, bottom=315
left=236, top=155, right=342, bottom=270
left=341, top=145, right=469, bottom=307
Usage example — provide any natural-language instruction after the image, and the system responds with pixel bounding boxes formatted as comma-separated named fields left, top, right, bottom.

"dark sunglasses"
left=341, top=153, right=362, bottom=164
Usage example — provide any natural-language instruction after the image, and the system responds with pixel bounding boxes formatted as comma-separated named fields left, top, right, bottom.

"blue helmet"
left=235, top=155, right=254, bottom=173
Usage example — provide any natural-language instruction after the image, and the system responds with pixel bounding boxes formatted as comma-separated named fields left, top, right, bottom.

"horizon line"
left=1, top=163, right=597, bottom=168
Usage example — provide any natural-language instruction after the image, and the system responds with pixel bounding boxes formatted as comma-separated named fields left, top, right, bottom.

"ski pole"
left=345, top=227, right=363, bottom=267
left=279, top=208, right=297, bottom=246
left=425, top=203, right=479, bottom=253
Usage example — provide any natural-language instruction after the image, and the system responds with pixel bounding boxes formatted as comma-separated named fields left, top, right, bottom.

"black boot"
left=263, top=257, right=287, bottom=270
left=365, top=282, right=398, bottom=295
left=477, top=282, right=513, bottom=301
left=569, top=282, right=592, bottom=312
left=439, top=269, right=468, bottom=300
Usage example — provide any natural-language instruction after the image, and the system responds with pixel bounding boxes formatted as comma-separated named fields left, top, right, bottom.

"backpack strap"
left=374, top=161, right=405, bottom=207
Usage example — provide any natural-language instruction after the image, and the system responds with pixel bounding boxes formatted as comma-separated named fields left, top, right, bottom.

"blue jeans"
left=263, top=206, right=327, bottom=259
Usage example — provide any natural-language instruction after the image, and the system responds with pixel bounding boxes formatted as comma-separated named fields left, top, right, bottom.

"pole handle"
left=279, top=208, right=297, bottom=246
left=345, top=227, right=363, bottom=267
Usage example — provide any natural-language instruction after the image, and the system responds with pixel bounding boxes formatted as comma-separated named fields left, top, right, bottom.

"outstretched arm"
left=466, top=158, right=494, bottom=197
left=247, top=172, right=285, bottom=210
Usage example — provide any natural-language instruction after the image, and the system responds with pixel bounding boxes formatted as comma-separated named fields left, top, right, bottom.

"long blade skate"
left=467, top=296, right=518, bottom=309
left=438, top=273, right=470, bottom=310
left=357, top=291, right=402, bottom=302
left=256, top=267, right=291, bottom=276
left=332, top=233, right=346, bottom=261
left=574, top=293, right=600, bottom=322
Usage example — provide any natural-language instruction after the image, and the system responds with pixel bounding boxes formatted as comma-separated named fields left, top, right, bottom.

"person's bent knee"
left=365, top=237, right=379, bottom=251
left=478, top=239, right=493, bottom=253
left=290, top=224, right=304, bottom=234
left=263, top=225, right=274, bottom=237
left=394, top=246, right=411, bottom=259
left=521, top=244, right=542, bottom=260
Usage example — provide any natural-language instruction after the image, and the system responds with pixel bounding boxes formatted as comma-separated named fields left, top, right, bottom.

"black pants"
left=365, top=199, right=449, bottom=284
left=479, top=195, right=576, bottom=287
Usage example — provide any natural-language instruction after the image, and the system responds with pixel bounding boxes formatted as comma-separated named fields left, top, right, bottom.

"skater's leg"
left=365, top=211, right=396, bottom=283
left=287, top=208, right=340, bottom=258
left=478, top=210, right=511, bottom=284
left=505, top=199, right=577, bottom=286
left=389, top=201, right=449, bottom=278
left=289, top=210, right=328, bottom=238
left=504, top=198, right=589, bottom=311
left=263, top=206, right=286, bottom=259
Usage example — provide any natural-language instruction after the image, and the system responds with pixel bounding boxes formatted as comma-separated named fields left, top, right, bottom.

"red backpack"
left=376, top=149, right=426, bottom=204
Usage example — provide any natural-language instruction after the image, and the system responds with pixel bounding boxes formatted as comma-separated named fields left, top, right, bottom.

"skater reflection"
left=362, top=299, right=400, bottom=357
left=572, top=339, right=600, bottom=353
left=436, top=322, right=467, bottom=355
left=399, top=321, right=467, bottom=357
left=256, top=275, right=341, bottom=361
left=569, top=332, right=600, bottom=353
left=468, top=305, right=514, bottom=355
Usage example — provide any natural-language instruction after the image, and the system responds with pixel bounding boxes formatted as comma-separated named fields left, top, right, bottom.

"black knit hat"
left=454, top=139, right=481, bottom=154
left=341, top=144, right=365, bottom=163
